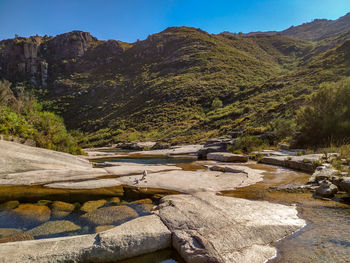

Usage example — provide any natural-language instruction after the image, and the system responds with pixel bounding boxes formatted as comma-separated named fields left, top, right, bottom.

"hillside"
left=1, top=13, right=350, bottom=146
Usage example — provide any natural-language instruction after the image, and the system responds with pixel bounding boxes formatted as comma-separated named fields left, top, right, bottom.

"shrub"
left=229, top=135, right=267, bottom=154
left=296, top=77, right=350, bottom=146
left=271, top=118, right=296, bottom=141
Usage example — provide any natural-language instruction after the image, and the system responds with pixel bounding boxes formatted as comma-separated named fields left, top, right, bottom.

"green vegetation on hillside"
left=0, top=80, right=82, bottom=154
left=296, top=77, right=350, bottom=147
left=1, top=13, right=350, bottom=147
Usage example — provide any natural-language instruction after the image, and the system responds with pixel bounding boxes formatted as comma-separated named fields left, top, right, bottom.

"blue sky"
left=0, top=0, right=349, bottom=42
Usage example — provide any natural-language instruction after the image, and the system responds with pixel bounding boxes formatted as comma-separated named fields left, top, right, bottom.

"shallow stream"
left=0, top=155, right=349, bottom=262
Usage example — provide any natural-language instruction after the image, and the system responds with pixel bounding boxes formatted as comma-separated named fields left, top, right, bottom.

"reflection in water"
left=222, top=163, right=350, bottom=263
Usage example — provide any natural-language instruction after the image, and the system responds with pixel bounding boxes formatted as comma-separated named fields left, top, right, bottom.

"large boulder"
left=81, top=205, right=138, bottom=225
left=156, top=193, right=305, bottom=263
left=0, top=215, right=172, bottom=262
left=207, top=152, right=248, bottom=163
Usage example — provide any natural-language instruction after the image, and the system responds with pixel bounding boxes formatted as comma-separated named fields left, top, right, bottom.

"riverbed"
left=0, top=153, right=349, bottom=262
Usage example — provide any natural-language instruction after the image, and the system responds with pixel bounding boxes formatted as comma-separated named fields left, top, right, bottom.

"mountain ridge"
left=1, top=12, right=350, bottom=146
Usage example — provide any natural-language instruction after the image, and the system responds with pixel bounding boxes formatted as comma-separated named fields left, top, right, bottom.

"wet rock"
left=36, top=200, right=52, bottom=206
left=132, top=204, right=155, bottom=215
left=308, top=168, right=339, bottom=184
left=81, top=199, right=107, bottom=213
left=209, top=165, right=247, bottom=174
left=0, top=233, right=34, bottom=244
left=0, top=228, right=23, bottom=237
left=129, top=198, right=153, bottom=205
left=0, top=200, right=19, bottom=211
left=109, top=197, right=121, bottom=204
left=207, top=152, right=248, bottom=163
left=26, top=220, right=81, bottom=238
left=81, top=205, right=138, bottom=225
left=337, top=177, right=350, bottom=193
left=51, top=201, right=75, bottom=218
left=315, top=180, right=338, bottom=198
left=156, top=193, right=305, bottom=263
left=0, top=204, right=51, bottom=228
left=95, top=225, right=115, bottom=233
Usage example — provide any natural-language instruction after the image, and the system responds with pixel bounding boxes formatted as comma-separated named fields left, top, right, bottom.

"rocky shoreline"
left=0, top=140, right=307, bottom=263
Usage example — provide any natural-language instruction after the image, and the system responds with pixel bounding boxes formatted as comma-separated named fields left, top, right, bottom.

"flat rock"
left=81, top=205, right=139, bottom=225
left=0, top=168, right=108, bottom=186
left=0, top=215, right=171, bottom=263
left=45, top=178, right=123, bottom=189
left=26, top=220, right=81, bottom=238
left=156, top=192, right=306, bottom=263
left=104, top=164, right=181, bottom=176
left=116, top=168, right=263, bottom=194
left=0, top=140, right=91, bottom=175
left=207, top=152, right=248, bottom=162
left=260, top=154, right=323, bottom=172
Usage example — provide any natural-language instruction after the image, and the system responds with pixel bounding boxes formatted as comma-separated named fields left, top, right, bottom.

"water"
left=222, top=163, right=350, bottom=263
left=2, top=156, right=350, bottom=263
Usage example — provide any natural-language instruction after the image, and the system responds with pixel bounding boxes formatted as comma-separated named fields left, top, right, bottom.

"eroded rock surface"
left=207, top=152, right=248, bottom=163
left=0, top=215, right=171, bottom=263
left=156, top=193, right=306, bottom=263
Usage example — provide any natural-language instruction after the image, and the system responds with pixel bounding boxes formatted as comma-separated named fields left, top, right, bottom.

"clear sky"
left=0, top=0, right=349, bottom=42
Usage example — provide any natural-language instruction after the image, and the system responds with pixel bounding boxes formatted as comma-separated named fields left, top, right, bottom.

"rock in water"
left=81, top=205, right=138, bottom=225
left=0, top=204, right=51, bottom=228
left=80, top=199, right=107, bottom=213
left=51, top=201, right=75, bottom=218
left=26, top=220, right=81, bottom=238
left=315, top=180, right=338, bottom=198
left=0, top=201, right=19, bottom=211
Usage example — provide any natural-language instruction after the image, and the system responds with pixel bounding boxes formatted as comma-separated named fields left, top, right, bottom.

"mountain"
left=1, top=13, right=350, bottom=146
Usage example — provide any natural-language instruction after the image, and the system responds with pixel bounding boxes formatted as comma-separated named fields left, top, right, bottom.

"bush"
left=271, top=118, right=295, bottom=141
left=296, top=78, right=350, bottom=146
left=0, top=80, right=82, bottom=154
left=229, top=135, right=267, bottom=154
